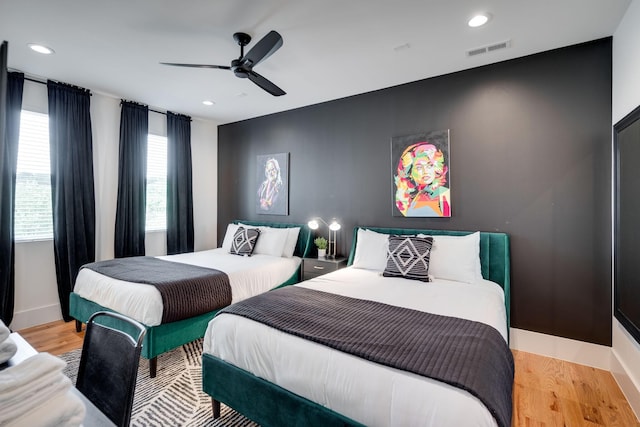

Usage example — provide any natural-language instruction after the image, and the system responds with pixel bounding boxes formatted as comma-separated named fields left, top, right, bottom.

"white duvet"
left=73, top=248, right=301, bottom=326
left=203, top=266, right=508, bottom=427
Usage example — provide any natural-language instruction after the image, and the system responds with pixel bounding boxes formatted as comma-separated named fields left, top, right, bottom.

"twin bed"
left=201, top=226, right=513, bottom=427
left=69, top=220, right=312, bottom=377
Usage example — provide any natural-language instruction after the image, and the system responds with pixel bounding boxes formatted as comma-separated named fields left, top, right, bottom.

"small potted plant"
left=314, top=237, right=328, bottom=258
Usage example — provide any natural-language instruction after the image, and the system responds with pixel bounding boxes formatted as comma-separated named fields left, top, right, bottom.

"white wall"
left=191, top=118, right=218, bottom=251
left=10, top=80, right=219, bottom=330
left=612, top=0, right=640, bottom=417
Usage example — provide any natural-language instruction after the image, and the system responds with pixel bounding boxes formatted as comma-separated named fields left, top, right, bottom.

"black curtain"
left=0, top=68, right=24, bottom=325
left=166, top=112, right=194, bottom=254
left=115, top=101, right=148, bottom=258
left=47, top=81, right=95, bottom=322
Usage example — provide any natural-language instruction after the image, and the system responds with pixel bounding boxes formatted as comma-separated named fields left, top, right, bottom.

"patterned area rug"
left=60, top=339, right=257, bottom=427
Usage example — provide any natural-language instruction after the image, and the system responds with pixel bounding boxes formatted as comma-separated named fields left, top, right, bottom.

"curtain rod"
left=120, top=100, right=166, bottom=116
left=120, top=100, right=191, bottom=120
left=23, top=76, right=166, bottom=114
left=22, top=74, right=189, bottom=119
left=24, top=76, right=45, bottom=85
left=23, top=75, right=92, bottom=96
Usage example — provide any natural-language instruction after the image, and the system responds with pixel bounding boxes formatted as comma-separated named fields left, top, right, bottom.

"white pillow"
left=239, top=223, right=288, bottom=257
left=352, top=229, right=389, bottom=272
left=426, top=232, right=482, bottom=284
left=282, top=227, right=300, bottom=258
left=221, top=223, right=239, bottom=251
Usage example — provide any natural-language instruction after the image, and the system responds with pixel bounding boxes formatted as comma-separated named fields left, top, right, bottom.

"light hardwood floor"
left=17, top=320, right=640, bottom=426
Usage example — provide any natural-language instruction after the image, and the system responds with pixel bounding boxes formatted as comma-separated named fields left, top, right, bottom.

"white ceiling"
left=0, top=0, right=632, bottom=125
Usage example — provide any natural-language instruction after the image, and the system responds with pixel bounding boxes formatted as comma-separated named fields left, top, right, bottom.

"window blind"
left=146, top=134, right=167, bottom=231
left=15, top=110, right=53, bottom=241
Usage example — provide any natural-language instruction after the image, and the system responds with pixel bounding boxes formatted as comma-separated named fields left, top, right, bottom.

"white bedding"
left=73, top=248, right=301, bottom=326
left=203, top=266, right=507, bottom=427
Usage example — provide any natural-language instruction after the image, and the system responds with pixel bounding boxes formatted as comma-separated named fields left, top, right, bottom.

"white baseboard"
left=509, top=328, right=612, bottom=370
left=611, top=349, right=640, bottom=419
left=9, top=304, right=62, bottom=331
left=612, top=322, right=640, bottom=419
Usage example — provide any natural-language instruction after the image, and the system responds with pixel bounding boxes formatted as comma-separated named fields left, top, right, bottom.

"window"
left=14, top=110, right=53, bottom=241
left=15, top=117, right=168, bottom=237
left=146, top=134, right=167, bottom=231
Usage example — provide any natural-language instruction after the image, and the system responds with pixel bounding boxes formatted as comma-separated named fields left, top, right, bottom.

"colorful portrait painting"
left=256, top=152, right=289, bottom=215
left=391, top=130, right=451, bottom=217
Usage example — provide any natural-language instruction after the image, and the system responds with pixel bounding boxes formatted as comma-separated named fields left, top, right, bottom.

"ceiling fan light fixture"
left=468, top=13, right=491, bottom=28
left=28, top=43, right=55, bottom=54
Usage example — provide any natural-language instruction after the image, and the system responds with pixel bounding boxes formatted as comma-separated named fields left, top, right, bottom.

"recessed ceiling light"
left=468, top=14, right=490, bottom=28
left=28, top=43, right=55, bottom=55
left=202, top=100, right=215, bottom=106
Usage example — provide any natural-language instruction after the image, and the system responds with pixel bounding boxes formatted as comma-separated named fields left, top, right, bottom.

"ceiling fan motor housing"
left=231, top=59, right=249, bottom=78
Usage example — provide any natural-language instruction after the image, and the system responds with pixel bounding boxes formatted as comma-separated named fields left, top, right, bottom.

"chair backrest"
left=76, top=311, right=146, bottom=427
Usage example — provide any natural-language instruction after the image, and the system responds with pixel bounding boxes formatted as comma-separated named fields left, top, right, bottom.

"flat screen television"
left=614, top=103, right=640, bottom=345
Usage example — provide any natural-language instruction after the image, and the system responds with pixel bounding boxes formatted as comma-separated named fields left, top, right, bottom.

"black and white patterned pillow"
left=383, top=235, right=434, bottom=282
left=230, top=226, right=260, bottom=256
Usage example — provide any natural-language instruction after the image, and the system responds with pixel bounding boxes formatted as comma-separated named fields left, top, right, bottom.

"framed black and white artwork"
left=256, top=152, right=289, bottom=215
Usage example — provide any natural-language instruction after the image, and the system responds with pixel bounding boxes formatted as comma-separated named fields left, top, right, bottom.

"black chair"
left=76, top=311, right=146, bottom=427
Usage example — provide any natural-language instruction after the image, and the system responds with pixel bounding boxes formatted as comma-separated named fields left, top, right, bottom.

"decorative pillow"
left=352, top=229, right=389, bottom=272
left=282, top=227, right=301, bottom=258
left=221, top=223, right=240, bottom=251
left=425, top=232, right=482, bottom=284
left=230, top=226, right=260, bottom=256
left=238, top=223, right=289, bottom=257
left=383, top=235, right=434, bottom=282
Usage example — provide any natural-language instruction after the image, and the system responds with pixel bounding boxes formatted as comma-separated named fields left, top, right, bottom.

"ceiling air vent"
left=466, top=40, right=511, bottom=57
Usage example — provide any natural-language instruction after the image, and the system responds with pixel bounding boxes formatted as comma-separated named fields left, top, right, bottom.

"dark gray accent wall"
left=218, top=38, right=613, bottom=346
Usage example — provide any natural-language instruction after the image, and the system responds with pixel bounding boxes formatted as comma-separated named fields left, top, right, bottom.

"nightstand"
left=302, top=257, right=348, bottom=281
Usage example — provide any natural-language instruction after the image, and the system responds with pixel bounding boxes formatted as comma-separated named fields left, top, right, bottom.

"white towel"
left=0, top=352, right=70, bottom=421
left=0, top=336, right=17, bottom=364
left=0, top=319, right=9, bottom=342
left=4, top=388, right=85, bottom=427
left=0, top=352, right=66, bottom=395
left=0, top=372, right=72, bottom=420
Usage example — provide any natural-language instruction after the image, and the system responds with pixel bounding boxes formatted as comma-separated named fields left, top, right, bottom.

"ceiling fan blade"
left=160, top=62, right=231, bottom=70
left=247, top=70, right=286, bottom=96
left=241, top=30, right=283, bottom=68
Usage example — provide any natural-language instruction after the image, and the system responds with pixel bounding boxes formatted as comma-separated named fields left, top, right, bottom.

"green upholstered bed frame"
left=202, top=227, right=510, bottom=426
left=69, top=220, right=312, bottom=378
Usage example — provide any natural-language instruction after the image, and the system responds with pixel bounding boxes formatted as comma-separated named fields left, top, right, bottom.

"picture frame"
left=256, top=152, right=289, bottom=215
left=391, top=129, right=451, bottom=217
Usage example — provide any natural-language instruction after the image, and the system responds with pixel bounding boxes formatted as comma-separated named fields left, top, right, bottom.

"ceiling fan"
left=161, top=30, right=285, bottom=96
